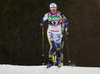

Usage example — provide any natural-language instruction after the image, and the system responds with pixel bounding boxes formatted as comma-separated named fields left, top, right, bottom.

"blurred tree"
left=0, top=0, right=100, bottom=67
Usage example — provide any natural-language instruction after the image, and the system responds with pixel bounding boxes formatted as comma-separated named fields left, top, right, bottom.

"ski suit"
left=40, top=11, right=68, bottom=59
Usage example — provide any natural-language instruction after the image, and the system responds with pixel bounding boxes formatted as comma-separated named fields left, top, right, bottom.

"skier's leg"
left=60, top=37, right=64, bottom=66
left=49, top=40, right=56, bottom=59
left=61, top=53, right=64, bottom=66
left=56, top=47, right=61, bottom=68
left=47, top=40, right=56, bottom=68
left=47, top=30, right=56, bottom=68
left=53, top=48, right=57, bottom=65
left=56, top=38, right=62, bottom=68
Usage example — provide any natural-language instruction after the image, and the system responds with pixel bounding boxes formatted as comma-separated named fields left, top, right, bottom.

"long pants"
left=47, top=25, right=62, bottom=58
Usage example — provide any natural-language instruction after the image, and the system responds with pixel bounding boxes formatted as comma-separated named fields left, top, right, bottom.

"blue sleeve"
left=63, top=17, right=68, bottom=33
left=63, top=18, right=68, bottom=25
left=40, top=13, right=48, bottom=27
left=41, top=19, right=45, bottom=25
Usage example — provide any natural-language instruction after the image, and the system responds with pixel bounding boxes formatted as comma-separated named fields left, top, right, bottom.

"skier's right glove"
left=60, top=13, right=65, bottom=19
left=40, top=24, right=44, bottom=27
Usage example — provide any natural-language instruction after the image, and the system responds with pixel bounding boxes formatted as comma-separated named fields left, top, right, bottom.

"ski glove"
left=65, top=25, right=69, bottom=38
left=60, top=13, right=65, bottom=19
left=66, top=32, right=69, bottom=38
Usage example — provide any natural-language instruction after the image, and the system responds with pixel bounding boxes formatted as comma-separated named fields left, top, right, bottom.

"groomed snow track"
left=0, top=65, right=100, bottom=74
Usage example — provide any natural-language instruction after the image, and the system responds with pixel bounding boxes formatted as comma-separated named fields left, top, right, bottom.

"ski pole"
left=64, top=29, right=71, bottom=65
left=42, top=27, right=45, bottom=65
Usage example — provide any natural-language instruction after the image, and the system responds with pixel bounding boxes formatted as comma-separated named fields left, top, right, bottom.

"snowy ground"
left=0, top=65, right=100, bottom=74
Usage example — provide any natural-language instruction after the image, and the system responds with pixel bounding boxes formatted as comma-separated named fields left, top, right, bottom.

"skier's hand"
left=60, top=13, right=64, bottom=17
left=40, top=24, right=44, bottom=27
left=66, top=32, right=69, bottom=38
left=65, top=26, right=69, bottom=37
left=60, top=13, right=65, bottom=19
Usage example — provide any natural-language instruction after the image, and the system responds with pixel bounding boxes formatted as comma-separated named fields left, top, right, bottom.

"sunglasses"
left=50, top=8, right=57, bottom=10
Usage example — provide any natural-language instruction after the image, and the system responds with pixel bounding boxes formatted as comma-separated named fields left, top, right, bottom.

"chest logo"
left=48, top=16, right=61, bottom=21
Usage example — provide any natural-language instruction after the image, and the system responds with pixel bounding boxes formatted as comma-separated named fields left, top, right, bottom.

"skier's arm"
left=40, top=13, right=48, bottom=27
left=60, top=13, right=69, bottom=37
left=60, top=13, right=68, bottom=25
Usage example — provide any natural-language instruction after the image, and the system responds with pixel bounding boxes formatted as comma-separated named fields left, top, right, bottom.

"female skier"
left=40, top=3, right=68, bottom=68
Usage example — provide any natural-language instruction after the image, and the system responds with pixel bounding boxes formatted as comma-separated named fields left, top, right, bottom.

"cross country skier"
left=40, top=3, right=68, bottom=68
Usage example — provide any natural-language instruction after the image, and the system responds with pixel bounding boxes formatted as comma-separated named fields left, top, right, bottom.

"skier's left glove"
left=66, top=32, right=69, bottom=38
left=65, top=26, right=69, bottom=38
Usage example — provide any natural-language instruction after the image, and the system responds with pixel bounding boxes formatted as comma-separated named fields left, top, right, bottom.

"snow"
left=0, top=65, right=100, bottom=74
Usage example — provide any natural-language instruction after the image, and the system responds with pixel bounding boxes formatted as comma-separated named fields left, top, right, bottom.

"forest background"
left=0, top=0, right=100, bottom=67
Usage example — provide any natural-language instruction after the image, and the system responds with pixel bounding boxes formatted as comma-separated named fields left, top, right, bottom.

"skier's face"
left=50, top=8, right=57, bottom=14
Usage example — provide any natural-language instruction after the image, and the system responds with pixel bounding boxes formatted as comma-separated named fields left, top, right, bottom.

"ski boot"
left=47, top=58, right=53, bottom=69
left=60, top=54, right=64, bottom=66
left=58, top=57, right=61, bottom=68
left=47, top=64, right=52, bottom=68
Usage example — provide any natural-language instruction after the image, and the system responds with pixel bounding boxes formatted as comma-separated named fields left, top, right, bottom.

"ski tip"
left=47, top=64, right=52, bottom=69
